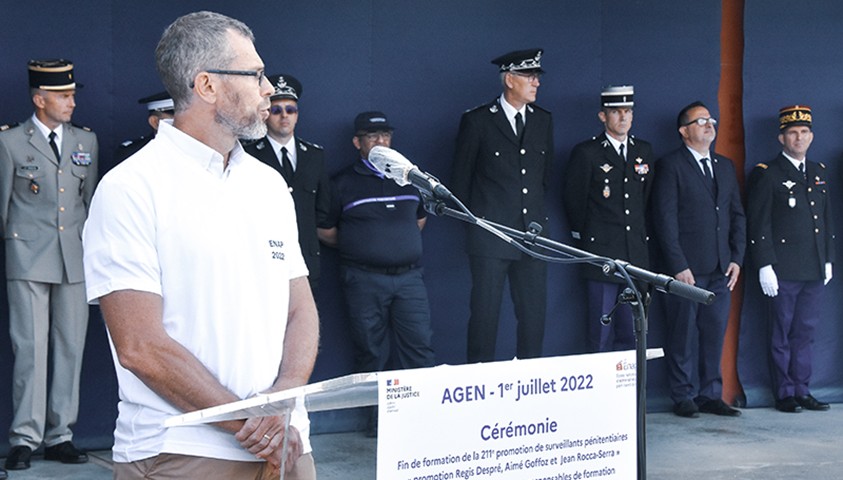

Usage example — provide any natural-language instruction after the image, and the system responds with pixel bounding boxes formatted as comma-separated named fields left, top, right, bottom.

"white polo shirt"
left=83, top=121, right=310, bottom=463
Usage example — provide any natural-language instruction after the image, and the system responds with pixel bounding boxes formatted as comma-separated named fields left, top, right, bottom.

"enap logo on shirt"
left=268, top=239, right=286, bottom=261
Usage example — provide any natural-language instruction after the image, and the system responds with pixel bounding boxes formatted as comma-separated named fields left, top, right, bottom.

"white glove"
left=825, top=262, right=833, bottom=285
left=759, top=265, right=778, bottom=297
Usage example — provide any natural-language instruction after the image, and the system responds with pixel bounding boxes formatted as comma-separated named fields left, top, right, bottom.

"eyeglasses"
left=684, top=117, right=717, bottom=127
left=357, top=131, right=393, bottom=141
left=510, top=71, right=543, bottom=82
left=270, top=105, right=299, bottom=115
left=199, top=69, right=268, bottom=88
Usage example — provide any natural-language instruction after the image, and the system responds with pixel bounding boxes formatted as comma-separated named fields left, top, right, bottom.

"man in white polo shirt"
left=82, top=11, right=319, bottom=479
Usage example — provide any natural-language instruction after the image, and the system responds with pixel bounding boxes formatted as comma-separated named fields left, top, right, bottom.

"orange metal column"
left=717, top=0, right=746, bottom=406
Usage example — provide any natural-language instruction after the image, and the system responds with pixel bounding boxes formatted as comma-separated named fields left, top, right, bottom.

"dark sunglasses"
left=270, top=105, right=299, bottom=115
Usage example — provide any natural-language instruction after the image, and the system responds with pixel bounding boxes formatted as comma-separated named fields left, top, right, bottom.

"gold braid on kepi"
left=778, top=105, right=812, bottom=130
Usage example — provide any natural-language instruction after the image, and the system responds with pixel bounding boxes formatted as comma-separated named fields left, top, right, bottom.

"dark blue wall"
left=739, top=0, right=843, bottom=406
left=1, top=0, right=840, bottom=452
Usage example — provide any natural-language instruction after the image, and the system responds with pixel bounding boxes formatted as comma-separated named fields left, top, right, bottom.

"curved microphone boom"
left=368, top=146, right=453, bottom=200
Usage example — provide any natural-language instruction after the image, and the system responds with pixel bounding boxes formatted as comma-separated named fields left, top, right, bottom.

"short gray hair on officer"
left=155, top=11, right=254, bottom=112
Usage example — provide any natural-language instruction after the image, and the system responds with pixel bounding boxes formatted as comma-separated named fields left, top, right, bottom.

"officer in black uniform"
left=747, top=105, right=834, bottom=413
left=563, top=85, right=654, bottom=352
left=451, top=48, right=554, bottom=363
left=243, top=74, right=329, bottom=288
left=114, top=91, right=174, bottom=163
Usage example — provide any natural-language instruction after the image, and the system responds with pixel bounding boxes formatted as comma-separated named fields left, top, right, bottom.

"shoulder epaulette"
left=528, top=103, right=550, bottom=114
left=71, top=123, right=92, bottom=132
left=755, top=163, right=768, bottom=169
left=299, top=138, right=323, bottom=150
left=0, top=122, right=20, bottom=132
left=820, top=162, right=827, bottom=169
left=464, top=100, right=496, bottom=114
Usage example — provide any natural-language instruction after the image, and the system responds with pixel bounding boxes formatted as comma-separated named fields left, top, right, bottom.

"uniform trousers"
left=340, top=265, right=435, bottom=372
left=467, top=254, right=547, bottom=363
left=769, top=279, right=824, bottom=400
left=7, top=279, right=88, bottom=448
left=113, top=452, right=316, bottom=480
left=663, top=272, right=729, bottom=404
left=587, top=280, right=636, bottom=352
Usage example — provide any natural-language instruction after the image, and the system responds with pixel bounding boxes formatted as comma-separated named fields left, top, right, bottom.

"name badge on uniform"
left=71, top=152, right=92, bottom=166
left=788, top=196, right=796, bottom=208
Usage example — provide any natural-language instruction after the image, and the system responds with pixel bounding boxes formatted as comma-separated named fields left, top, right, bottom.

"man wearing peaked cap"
left=747, top=105, right=834, bottom=413
left=563, top=85, right=654, bottom=353
left=243, top=73, right=329, bottom=289
left=451, top=48, right=554, bottom=363
left=1, top=59, right=98, bottom=470
left=114, top=90, right=175, bottom=163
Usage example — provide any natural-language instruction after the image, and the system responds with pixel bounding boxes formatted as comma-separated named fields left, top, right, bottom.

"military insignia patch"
left=783, top=180, right=796, bottom=190
left=635, top=163, right=649, bottom=175
left=71, top=152, right=92, bottom=166
left=600, top=163, right=613, bottom=173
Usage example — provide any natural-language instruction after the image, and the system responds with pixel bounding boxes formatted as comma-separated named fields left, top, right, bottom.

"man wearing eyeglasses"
left=563, top=85, right=654, bottom=353
left=244, top=74, right=329, bottom=289
left=746, top=105, right=833, bottom=413
left=317, top=111, right=435, bottom=436
left=451, top=48, right=554, bottom=363
left=651, top=101, right=746, bottom=419
left=83, top=11, right=319, bottom=479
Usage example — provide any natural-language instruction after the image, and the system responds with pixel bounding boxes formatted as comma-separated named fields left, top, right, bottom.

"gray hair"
left=155, top=11, right=254, bottom=112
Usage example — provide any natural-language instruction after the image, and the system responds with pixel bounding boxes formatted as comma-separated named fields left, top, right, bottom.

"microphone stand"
left=422, top=193, right=714, bottom=480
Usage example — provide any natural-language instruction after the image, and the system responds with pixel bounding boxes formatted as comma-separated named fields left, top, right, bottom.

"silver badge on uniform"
left=600, top=163, right=613, bottom=173
left=788, top=197, right=796, bottom=208
left=603, top=185, right=611, bottom=198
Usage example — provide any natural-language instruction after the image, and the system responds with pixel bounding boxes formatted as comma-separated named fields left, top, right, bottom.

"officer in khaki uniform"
left=0, top=59, right=97, bottom=470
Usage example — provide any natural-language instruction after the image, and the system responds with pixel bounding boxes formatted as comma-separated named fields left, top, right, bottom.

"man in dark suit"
left=563, top=85, right=654, bottom=352
left=244, top=73, right=329, bottom=289
left=746, top=105, right=833, bottom=413
left=651, top=101, right=745, bottom=418
left=0, top=59, right=97, bottom=470
left=451, top=48, right=554, bottom=363
left=114, top=91, right=174, bottom=163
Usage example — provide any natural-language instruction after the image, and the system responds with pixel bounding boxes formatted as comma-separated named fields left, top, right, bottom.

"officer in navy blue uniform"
left=746, top=105, right=834, bottom=413
left=563, top=85, right=654, bottom=353
left=243, top=74, right=329, bottom=288
left=318, top=110, right=435, bottom=376
left=651, top=101, right=745, bottom=418
left=451, top=48, right=554, bottom=363
left=114, top=91, right=174, bottom=163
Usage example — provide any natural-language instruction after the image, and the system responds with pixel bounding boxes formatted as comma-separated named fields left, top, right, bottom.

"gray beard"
left=216, top=110, right=267, bottom=140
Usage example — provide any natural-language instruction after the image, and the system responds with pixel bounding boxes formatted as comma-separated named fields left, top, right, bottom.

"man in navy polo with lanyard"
left=318, top=111, right=435, bottom=435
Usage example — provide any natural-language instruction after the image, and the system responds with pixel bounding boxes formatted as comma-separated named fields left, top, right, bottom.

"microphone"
left=368, top=146, right=453, bottom=200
